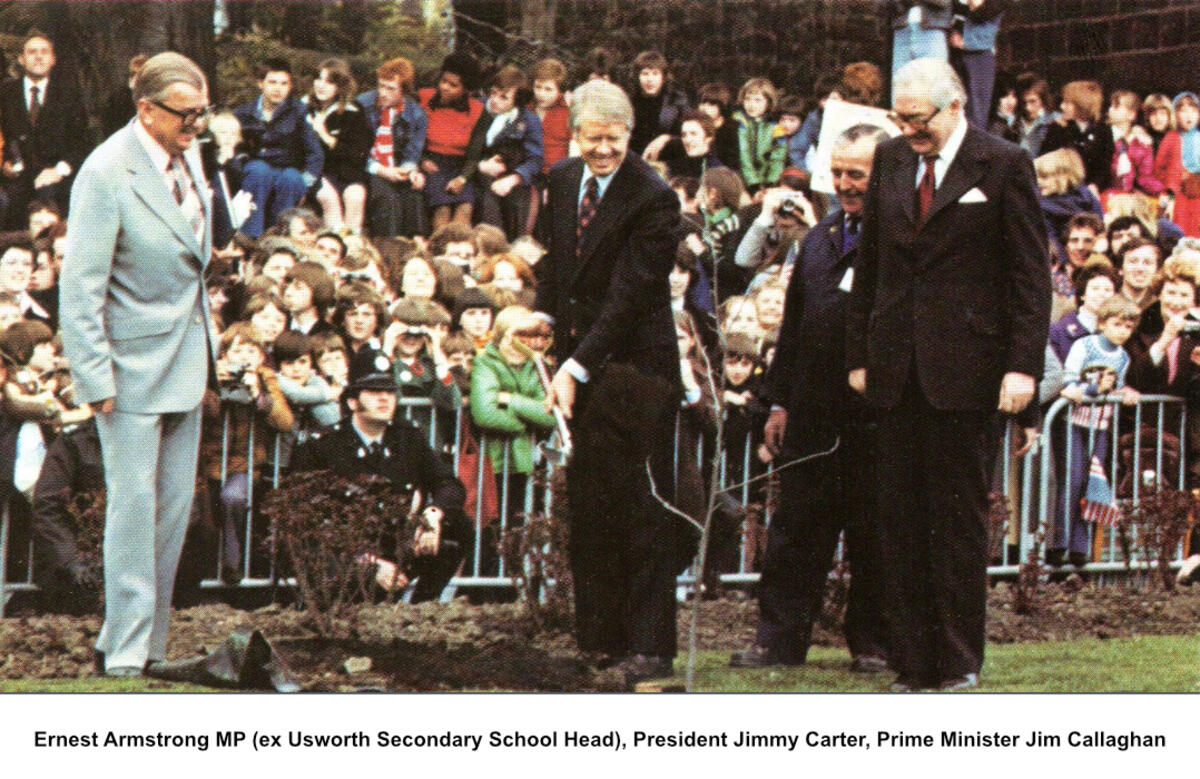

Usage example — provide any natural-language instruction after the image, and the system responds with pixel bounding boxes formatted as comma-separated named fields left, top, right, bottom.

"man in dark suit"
left=845, top=58, right=1050, bottom=691
left=0, top=33, right=90, bottom=226
left=730, top=124, right=889, bottom=672
left=534, top=79, right=682, bottom=685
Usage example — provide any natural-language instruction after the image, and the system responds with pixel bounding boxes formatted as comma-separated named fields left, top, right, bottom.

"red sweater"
left=419, top=87, right=483, bottom=157
left=537, top=99, right=571, bottom=173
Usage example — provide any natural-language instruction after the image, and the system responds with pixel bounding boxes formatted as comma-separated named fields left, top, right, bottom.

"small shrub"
left=260, top=471, right=420, bottom=635
left=1116, top=488, right=1195, bottom=591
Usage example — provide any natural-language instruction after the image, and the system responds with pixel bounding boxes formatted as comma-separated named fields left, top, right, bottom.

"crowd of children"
left=5, top=35, right=1200, bottom=606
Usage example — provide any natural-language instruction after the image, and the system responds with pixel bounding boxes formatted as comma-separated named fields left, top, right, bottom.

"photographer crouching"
left=290, top=370, right=470, bottom=602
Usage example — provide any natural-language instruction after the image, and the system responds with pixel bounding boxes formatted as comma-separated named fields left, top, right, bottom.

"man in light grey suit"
left=59, top=52, right=215, bottom=677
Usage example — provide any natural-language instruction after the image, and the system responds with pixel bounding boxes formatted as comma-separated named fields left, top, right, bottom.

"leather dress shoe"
left=614, top=654, right=674, bottom=684
left=729, top=644, right=800, bottom=668
left=850, top=654, right=889, bottom=673
left=938, top=673, right=979, bottom=691
left=595, top=653, right=624, bottom=670
left=889, top=676, right=926, bottom=692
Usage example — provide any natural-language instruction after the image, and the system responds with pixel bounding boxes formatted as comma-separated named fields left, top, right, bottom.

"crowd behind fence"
left=1, top=395, right=1193, bottom=615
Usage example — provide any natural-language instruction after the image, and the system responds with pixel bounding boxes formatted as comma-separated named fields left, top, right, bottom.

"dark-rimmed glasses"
left=151, top=101, right=213, bottom=127
left=886, top=105, right=943, bottom=130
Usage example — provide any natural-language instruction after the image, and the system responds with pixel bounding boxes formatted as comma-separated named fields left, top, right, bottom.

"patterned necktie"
left=577, top=175, right=599, bottom=256
left=916, top=154, right=937, bottom=225
left=169, top=157, right=205, bottom=240
left=28, top=84, right=40, bottom=126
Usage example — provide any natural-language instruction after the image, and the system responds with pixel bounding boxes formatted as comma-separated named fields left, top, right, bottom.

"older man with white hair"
left=845, top=58, right=1050, bottom=691
left=534, top=78, right=682, bottom=685
left=61, top=52, right=215, bottom=678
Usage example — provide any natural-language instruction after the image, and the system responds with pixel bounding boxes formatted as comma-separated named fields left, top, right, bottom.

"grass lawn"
left=0, top=678, right=214, bottom=693
left=685, top=635, right=1200, bottom=693
left=0, top=635, right=1195, bottom=692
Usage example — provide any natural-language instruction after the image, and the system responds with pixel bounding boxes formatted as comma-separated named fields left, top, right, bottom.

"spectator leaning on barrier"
left=468, top=305, right=557, bottom=565
left=202, top=321, right=294, bottom=585
left=1056, top=295, right=1141, bottom=568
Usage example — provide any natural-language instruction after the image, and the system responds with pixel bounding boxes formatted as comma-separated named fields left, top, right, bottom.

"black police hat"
left=348, top=370, right=397, bottom=396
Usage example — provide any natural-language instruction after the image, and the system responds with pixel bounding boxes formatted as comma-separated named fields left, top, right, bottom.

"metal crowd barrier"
left=5, top=395, right=1194, bottom=615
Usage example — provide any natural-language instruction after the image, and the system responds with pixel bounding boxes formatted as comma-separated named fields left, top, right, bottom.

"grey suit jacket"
left=60, top=123, right=215, bottom=414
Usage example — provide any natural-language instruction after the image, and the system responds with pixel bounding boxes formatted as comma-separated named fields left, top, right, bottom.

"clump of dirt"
left=1, top=582, right=1196, bottom=690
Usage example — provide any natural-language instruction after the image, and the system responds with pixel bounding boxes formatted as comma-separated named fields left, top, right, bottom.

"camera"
left=218, top=362, right=255, bottom=404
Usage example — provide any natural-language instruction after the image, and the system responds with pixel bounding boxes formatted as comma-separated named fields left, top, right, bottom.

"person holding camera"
left=291, top=370, right=470, bottom=602
left=733, top=182, right=818, bottom=289
left=201, top=322, right=293, bottom=585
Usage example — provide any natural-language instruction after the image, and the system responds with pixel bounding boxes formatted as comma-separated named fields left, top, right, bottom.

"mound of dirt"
left=0, top=582, right=1196, bottom=690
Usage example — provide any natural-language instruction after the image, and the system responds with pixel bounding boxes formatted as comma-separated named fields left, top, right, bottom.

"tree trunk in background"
left=518, top=0, right=557, bottom=47
left=34, top=1, right=217, bottom=127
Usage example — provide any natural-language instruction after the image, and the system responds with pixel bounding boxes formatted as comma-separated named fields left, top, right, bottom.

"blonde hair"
left=1143, top=93, right=1174, bottom=130
left=1061, top=80, right=1103, bottom=123
left=1096, top=294, right=1141, bottom=324
left=737, top=77, right=778, bottom=114
left=208, top=111, right=241, bottom=144
left=491, top=305, right=533, bottom=346
left=1034, top=148, right=1085, bottom=195
left=1104, top=193, right=1157, bottom=235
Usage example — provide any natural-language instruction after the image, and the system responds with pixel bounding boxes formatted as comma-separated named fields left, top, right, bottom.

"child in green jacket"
left=734, top=77, right=787, bottom=196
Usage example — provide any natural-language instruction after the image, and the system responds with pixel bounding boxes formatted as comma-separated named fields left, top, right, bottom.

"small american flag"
left=1081, top=455, right=1121, bottom=526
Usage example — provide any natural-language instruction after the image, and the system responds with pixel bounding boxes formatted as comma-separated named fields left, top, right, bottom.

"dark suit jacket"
left=764, top=209, right=860, bottom=422
left=534, top=154, right=682, bottom=386
left=0, top=75, right=89, bottom=173
left=846, top=126, right=1051, bottom=411
left=233, top=97, right=323, bottom=178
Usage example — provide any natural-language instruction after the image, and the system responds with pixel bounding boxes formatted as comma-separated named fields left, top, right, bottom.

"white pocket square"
left=958, top=187, right=988, bottom=203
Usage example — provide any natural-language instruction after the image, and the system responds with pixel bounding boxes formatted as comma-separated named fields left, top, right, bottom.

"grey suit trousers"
left=93, top=405, right=202, bottom=669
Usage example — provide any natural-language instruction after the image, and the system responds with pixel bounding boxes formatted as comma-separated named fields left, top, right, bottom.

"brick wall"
left=997, top=0, right=1200, bottom=96
left=453, top=0, right=1200, bottom=100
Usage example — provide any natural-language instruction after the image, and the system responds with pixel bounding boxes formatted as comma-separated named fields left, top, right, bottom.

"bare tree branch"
left=646, top=460, right=705, bottom=534
left=714, top=436, right=841, bottom=496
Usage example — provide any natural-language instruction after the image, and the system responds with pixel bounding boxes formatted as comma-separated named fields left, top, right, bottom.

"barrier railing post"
left=497, top=440, right=512, bottom=579
left=473, top=433, right=487, bottom=579
left=0, top=500, right=9, bottom=617
left=243, top=419, right=255, bottom=580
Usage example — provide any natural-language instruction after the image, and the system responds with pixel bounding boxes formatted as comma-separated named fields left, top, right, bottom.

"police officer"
left=290, top=371, right=470, bottom=602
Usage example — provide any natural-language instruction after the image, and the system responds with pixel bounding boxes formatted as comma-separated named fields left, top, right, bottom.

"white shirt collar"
left=579, top=165, right=618, bottom=206
left=351, top=418, right=385, bottom=449
left=23, top=75, right=47, bottom=93
left=134, top=118, right=175, bottom=174
left=935, top=113, right=969, bottom=167
left=918, top=112, right=969, bottom=187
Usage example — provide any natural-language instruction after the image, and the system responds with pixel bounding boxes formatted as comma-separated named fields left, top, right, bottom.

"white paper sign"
left=810, top=99, right=902, bottom=194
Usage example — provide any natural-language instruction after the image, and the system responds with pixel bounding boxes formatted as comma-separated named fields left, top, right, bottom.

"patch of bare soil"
left=0, top=582, right=1196, bottom=690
